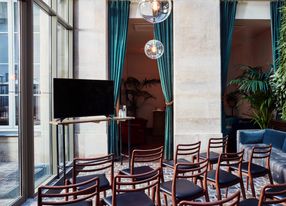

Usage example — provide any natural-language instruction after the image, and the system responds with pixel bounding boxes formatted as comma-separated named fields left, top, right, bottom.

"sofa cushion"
left=263, top=129, right=286, bottom=150
left=283, top=139, right=286, bottom=153
left=240, top=130, right=264, bottom=144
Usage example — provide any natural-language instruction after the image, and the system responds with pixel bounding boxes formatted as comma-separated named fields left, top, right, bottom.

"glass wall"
left=0, top=0, right=21, bottom=205
left=33, top=4, right=52, bottom=187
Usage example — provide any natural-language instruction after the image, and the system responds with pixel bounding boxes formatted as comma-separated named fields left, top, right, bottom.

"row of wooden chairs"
left=37, top=137, right=284, bottom=205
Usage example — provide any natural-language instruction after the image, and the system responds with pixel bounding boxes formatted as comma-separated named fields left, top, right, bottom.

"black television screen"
left=54, top=78, right=114, bottom=119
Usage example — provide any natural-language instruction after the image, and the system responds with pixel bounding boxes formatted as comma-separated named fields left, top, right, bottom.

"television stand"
left=50, top=116, right=135, bottom=180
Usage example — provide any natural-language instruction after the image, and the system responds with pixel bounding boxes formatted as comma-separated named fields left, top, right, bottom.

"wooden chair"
left=102, top=168, right=161, bottom=206
left=160, top=158, right=209, bottom=206
left=200, top=136, right=228, bottom=170
left=120, top=146, right=164, bottom=181
left=71, top=154, right=114, bottom=198
left=230, top=145, right=273, bottom=198
left=38, top=177, right=99, bottom=205
left=206, top=150, right=246, bottom=200
left=163, top=141, right=201, bottom=169
left=178, top=191, right=240, bottom=206
left=240, top=183, right=286, bottom=206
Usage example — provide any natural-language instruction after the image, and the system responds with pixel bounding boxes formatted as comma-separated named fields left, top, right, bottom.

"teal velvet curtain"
left=108, top=0, right=130, bottom=155
left=271, top=1, right=285, bottom=71
left=154, top=12, right=173, bottom=160
left=221, top=0, right=237, bottom=135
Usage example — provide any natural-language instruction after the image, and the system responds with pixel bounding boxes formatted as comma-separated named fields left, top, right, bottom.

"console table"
left=50, top=116, right=135, bottom=180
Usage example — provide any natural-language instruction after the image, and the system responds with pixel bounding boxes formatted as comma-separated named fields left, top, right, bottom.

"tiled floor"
left=21, top=161, right=272, bottom=206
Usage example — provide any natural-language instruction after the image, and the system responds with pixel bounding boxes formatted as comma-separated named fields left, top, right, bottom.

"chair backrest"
left=249, top=145, right=272, bottom=171
left=207, top=136, right=228, bottom=157
left=258, top=183, right=286, bottom=206
left=38, top=177, right=99, bottom=205
left=178, top=191, right=240, bottom=206
left=112, top=168, right=161, bottom=206
left=217, top=150, right=244, bottom=180
left=173, top=158, right=209, bottom=203
left=130, top=146, right=164, bottom=173
left=174, top=141, right=201, bottom=164
left=73, top=154, right=114, bottom=185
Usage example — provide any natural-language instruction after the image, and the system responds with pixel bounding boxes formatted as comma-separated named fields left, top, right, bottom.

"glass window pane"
left=0, top=1, right=21, bottom=205
left=0, top=2, right=8, bottom=32
left=57, top=0, right=69, bottom=22
left=0, top=34, right=8, bottom=63
left=57, top=24, right=69, bottom=78
left=14, top=34, right=19, bottom=63
left=33, top=4, right=52, bottom=187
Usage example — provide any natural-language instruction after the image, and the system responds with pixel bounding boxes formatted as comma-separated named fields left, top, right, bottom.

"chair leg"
left=163, top=193, right=168, bottom=206
left=240, top=179, right=247, bottom=200
left=246, top=176, right=249, bottom=191
left=156, top=188, right=161, bottom=206
left=249, top=177, right=256, bottom=198
left=225, top=187, right=228, bottom=198
left=216, top=186, right=222, bottom=200
left=268, top=171, right=274, bottom=185
left=205, top=190, right=210, bottom=202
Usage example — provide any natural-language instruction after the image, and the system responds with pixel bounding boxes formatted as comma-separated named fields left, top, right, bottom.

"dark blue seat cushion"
left=240, top=130, right=264, bottom=144
left=200, top=151, right=220, bottom=164
left=73, top=173, right=110, bottom=191
left=266, top=186, right=286, bottom=200
left=239, top=198, right=259, bottom=206
left=163, top=158, right=195, bottom=169
left=69, top=200, right=93, bottom=206
left=231, top=162, right=268, bottom=176
left=103, top=191, right=154, bottom=206
left=282, top=139, right=286, bottom=153
left=160, top=179, right=204, bottom=200
left=207, top=170, right=240, bottom=186
left=263, top=129, right=286, bottom=150
left=120, top=166, right=154, bottom=180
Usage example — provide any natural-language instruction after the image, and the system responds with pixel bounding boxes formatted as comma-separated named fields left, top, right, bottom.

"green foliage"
left=271, top=4, right=286, bottom=120
left=123, top=77, right=160, bottom=116
left=229, top=65, right=275, bottom=128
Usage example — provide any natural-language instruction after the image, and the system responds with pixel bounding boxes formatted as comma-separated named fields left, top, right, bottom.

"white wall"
left=236, top=1, right=270, bottom=20
left=74, top=0, right=108, bottom=157
left=174, top=0, right=222, bottom=152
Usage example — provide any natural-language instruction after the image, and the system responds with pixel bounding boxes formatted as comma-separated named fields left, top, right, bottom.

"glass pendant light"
left=144, top=39, right=164, bottom=59
left=138, top=0, right=172, bottom=24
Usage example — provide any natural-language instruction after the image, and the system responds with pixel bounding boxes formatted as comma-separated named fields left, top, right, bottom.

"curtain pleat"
left=154, top=12, right=173, bottom=160
left=221, top=0, right=237, bottom=135
left=108, top=0, right=130, bottom=155
left=271, top=1, right=285, bottom=71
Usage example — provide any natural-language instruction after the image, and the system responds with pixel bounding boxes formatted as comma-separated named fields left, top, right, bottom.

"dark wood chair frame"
left=200, top=136, right=228, bottom=170
left=178, top=190, right=240, bottom=206
left=164, top=141, right=201, bottom=169
left=231, top=145, right=273, bottom=198
left=161, top=158, right=210, bottom=206
left=258, top=183, right=286, bottom=205
left=38, top=177, right=100, bottom=205
left=72, top=154, right=114, bottom=198
left=207, top=150, right=246, bottom=200
left=103, top=168, right=162, bottom=206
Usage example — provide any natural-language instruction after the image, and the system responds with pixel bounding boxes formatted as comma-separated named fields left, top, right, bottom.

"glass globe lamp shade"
left=144, top=39, right=164, bottom=59
left=138, top=0, right=172, bottom=24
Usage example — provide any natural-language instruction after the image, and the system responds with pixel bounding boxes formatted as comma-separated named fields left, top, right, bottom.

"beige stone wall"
left=74, top=0, right=108, bottom=157
left=173, top=0, right=222, bottom=152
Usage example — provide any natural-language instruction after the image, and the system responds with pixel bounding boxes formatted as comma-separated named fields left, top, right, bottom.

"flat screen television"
left=54, top=78, right=114, bottom=119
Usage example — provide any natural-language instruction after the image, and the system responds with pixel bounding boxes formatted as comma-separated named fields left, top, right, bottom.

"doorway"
left=120, top=19, right=165, bottom=151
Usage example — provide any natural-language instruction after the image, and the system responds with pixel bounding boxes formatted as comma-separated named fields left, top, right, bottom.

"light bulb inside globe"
left=151, top=0, right=160, bottom=15
left=144, top=39, right=164, bottom=59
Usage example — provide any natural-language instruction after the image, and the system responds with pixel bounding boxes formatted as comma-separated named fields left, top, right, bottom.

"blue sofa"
left=237, top=129, right=286, bottom=183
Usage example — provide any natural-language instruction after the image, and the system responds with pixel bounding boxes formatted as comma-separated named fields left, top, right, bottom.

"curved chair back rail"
left=259, top=183, right=286, bottom=205
left=208, top=136, right=228, bottom=155
left=130, top=146, right=164, bottom=173
left=72, top=154, right=114, bottom=189
left=249, top=145, right=272, bottom=170
left=178, top=191, right=240, bottom=206
left=175, top=141, right=201, bottom=164
left=38, top=177, right=99, bottom=205
left=112, top=168, right=161, bottom=206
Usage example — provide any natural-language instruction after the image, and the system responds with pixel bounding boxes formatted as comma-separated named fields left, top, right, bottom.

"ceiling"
left=126, top=19, right=154, bottom=54
left=126, top=19, right=271, bottom=54
left=233, top=19, right=271, bottom=47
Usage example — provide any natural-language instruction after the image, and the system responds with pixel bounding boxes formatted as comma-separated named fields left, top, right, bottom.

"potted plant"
left=229, top=65, right=275, bottom=129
